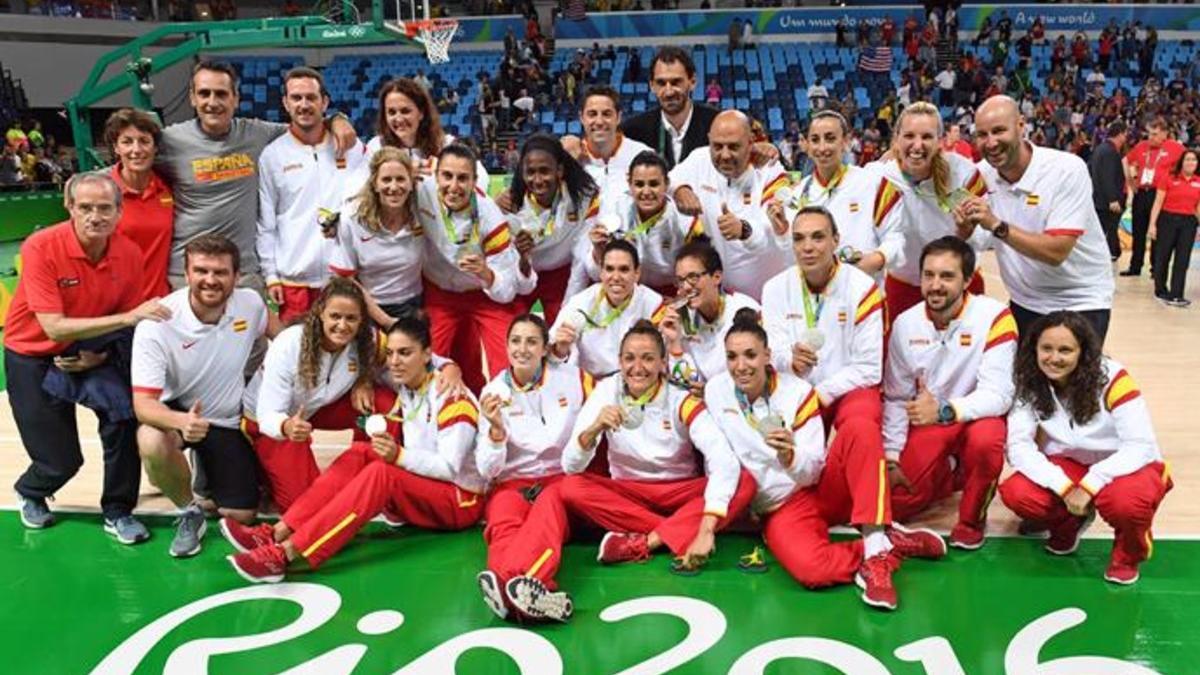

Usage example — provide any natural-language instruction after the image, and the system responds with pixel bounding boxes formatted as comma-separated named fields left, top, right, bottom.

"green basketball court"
left=2, top=514, right=1190, bottom=673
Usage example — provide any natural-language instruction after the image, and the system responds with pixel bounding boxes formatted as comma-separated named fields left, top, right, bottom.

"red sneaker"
left=887, top=523, right=947, bottom=560
left=855, top=552, right=899, bottom=611
left=949, top=522, right=986, bottom=551
left=227, top=544, right=288, bottom=584
left=219, top=517, right=276, bottom=554
left=597, top=532, right=651, bottom=564
left=1045, top=510, right=1095, bottom=556
left=1104, top=562, right=1140, bottom=585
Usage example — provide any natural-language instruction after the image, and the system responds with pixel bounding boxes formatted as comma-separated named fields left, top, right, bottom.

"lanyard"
left=439, top=193, right=480, bottom=246
left=395, top=372, right=434, bottom=423
left=683, top=294, right=725, bottom=337
left=581, top=291, right=633, bottom=330
left=622, top=377, right=662, bottom=409
left=625, top=202, right=667, bottom=239
left=799, top=264, right=835, bottom=329
left=734, top=369, right=776, bottom=430
left=504, top=362, right=546, bottom=422
left=525, top=192, right=559, bottom=240
left=799, top=164, right=848, bottom=207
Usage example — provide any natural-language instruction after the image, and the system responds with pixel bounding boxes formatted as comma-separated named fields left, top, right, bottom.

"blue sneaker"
left=170, top=504, right=207, bottom=558
left=104, top=515, right=150, bottom=545
left=16, top=493, right=54, bottom=529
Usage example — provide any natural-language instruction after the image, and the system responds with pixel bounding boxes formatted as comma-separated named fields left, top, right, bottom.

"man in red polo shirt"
left=1122, top=116, right=1185, bottom=277
left=5, top=172, right=170, bottom=541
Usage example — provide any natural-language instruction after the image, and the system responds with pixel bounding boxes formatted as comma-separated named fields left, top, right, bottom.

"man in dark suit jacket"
left=1088, top=120, right=1129, bottom=261
left=621, top=46, right=720, bottom=170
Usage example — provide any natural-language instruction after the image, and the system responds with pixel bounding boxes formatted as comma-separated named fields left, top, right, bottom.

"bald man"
left=669, top=111, right=793, bottom=300
left=954, top=96, right=1114, bottom=343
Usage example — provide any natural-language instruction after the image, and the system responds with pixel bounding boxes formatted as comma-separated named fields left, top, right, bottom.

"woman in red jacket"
left=1149, top=148, right=1200, bottom=307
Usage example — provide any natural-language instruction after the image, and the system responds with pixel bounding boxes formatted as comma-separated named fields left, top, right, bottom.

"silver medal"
left=621, top=405, right=644, bottom=429
left=799, top=328, right=825, bottom=351
left=758, top=413, right=786, bottom=439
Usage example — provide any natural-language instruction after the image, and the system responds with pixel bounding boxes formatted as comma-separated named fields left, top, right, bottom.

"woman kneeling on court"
left=999, top=311, right=1172, bottom=585
left=474, top=313, right=593, bottom=619
left=484, top=320, right=757, bottom=623
left=223, top=316, right=486, bottom=583
left=706, top=310, right=945, bottom=611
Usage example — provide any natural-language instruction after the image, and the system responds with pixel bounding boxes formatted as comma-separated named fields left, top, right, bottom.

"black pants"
left=1153, top=213, right=1198, bottom=299
left=1129, top=188, right=1157, bottom=273
left=379, top=295, right=424, bottom=324
left=1010, top=302, right=1111, bottom=348
left=6, top=349, right=140, bottom=519
left=1096, top=206, right=1122, bottom=260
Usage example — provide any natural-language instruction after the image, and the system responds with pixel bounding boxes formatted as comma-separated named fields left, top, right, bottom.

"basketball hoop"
left=405, top=18, right=459, bottom=64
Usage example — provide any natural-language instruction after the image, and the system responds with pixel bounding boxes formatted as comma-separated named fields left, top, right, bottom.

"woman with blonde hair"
left=873, top=101, right=989, bottom=318
left=330, top=146, right=425, bottom=327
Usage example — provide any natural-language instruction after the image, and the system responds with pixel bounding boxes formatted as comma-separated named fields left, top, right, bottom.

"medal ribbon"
left=799, top=163, right=848, bottom=208
left=683, top=293, right=725, bottom=337
left=439, top=192, right=480, bottom=246
left=581, top=291, right=633, bottom=330
left=734, top=368, right=777, bottom=430
left=525, top=191, right=559, bottom=240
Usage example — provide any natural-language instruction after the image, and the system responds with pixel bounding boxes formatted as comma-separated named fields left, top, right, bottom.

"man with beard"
left=955, top=95, right=1114, bottom=344
left=258, top=67, right=367, bottom=323
left=620, top=47, right=719, bottom=171
left=670, top=110, right=793, bottom=301
left=883, top=237, right=1017, bottom=550
left=131, top=234, right=269, bottom=558
left=156, top=61, right=357, bottom=292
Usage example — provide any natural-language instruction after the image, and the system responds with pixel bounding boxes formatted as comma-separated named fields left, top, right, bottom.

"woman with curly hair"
left=367, top=77, right=489, bottom=193
left=999, top=311, right=1172, bottom=585
left=224, top=316, right=484, bottom=583
left=244, top=277, right=394, bottom=510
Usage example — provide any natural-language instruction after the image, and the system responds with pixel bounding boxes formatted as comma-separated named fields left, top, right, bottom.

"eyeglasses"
left=674, top=271, right=710, bottom=287
left=72, top=203, right=118, bottom=217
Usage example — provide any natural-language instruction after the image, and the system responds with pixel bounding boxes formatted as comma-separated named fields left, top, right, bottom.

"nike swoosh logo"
left=182, top=341, right=198, bottom=350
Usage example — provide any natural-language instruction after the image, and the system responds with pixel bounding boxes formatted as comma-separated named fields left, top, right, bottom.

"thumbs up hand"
left=283, top=404, right=314, bottom=443
left=717, top=202, right=744, bottom=240
left=904, top=376, right=942, bottom=426
left=181, top=400, right=211, bottom=443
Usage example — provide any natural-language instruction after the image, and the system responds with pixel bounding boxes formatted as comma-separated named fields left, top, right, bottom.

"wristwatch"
left=937, top=400, right=957, bottom=424
left=992, top=220, right=1010, bottom=240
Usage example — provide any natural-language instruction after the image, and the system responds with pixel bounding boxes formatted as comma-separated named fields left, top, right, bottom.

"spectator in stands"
left=919, top=23, right=937, bottom=65
left=904, top=30, right=920, bottom=65
left=935, top=63, right=955, bottom=107
left=622, top=47, right=720, bottom=171
left=1030, top=17, right=1045, bottom=44
left=729, top=18, right=742, bottom=53
left=1086, top=66, right=1106, bottom=98
left=880, top=16, right=895, bottom=46
left=705, top=81, right=723, bottom=107
left=104, top=108, right=173, bottom=305
left=513, top=88, right=536, bottom=130
left=1148, top=148, right=1200, bottom=307
left=1098, top=28, right=1116, bottom=73
left=996, top=10, right=1012, bottom=42
left=1089, top=121, right=1128, bottom=262
left=741, top=17, right=753, bottom=50
left=6, top=120, right=28, bottom=153
left=807, top=78, right=829, bottom=111
left=836, top=17, right=849, bottom=49
left=1141, top=26, right=1158, bottom=80
left=0, top=145, right=21, bottom=188
left=6, top=172, right=170, bottom=539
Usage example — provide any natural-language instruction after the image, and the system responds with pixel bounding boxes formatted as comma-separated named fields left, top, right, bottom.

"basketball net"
left=406, top=19, right=459, bottom=64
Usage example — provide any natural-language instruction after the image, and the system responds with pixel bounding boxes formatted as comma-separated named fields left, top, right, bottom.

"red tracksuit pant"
left=890, top=417, right=1006, bottom=532
left=277, top=286, right=324, bottom=325
left=285, top=442, right=484, bottom=568
left=764, top=417, right=891, bottom=588
left=495, top=469, right=758, bottom=589
left=822, top=386, right=882, bottom=430
left=885, top=273, right=985, bottom=322
left=251, top=386, right=398, bottom=511
left=424, top=281, right=518, bottom=393
left=999, top=457, right=1173, bottom=568
left=484, top=475, right=565, bottom=574
left=518, top=265, right=571, bottom=327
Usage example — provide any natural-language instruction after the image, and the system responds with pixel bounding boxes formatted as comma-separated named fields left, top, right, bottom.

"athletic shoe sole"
left=17, top=496, right=53, bottom=530
left=853, top=572, right=897, bottom=611
left=104, top=522, right=150, bottom=545
left=948, top=535, right=985, bottom=551
left=505, top=576, right=573, bottom=622
left=890, top=523, right=947, bottom=559
left=597, top=531, right=616, bottom=563
left=226, top=554, right=284, bottom=584
left=169, top=519, right=207, bottom=559
left=1104, top=569, right=1140, bottom=585
left=476, top=571, right=509, bottom=621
